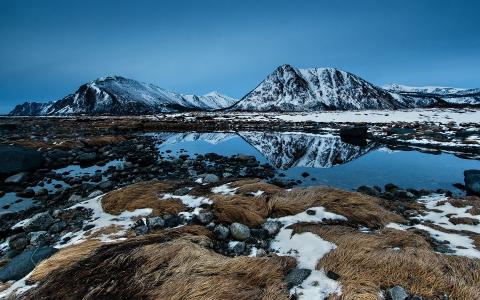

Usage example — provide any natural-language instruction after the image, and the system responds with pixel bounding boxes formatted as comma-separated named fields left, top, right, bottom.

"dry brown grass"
left=228, top=179, right=284, bottom=196
left=101, top=181, right=185, bottom=216
left=269, top=187, right=404, bottom=228
left=211, top=194, right=270, bottom=227
left=22, top=226, right=295, bottom=300
left=449, top=197, right=480, bottom=215
left=81, top=135, right=127, bottom=147
left=291, top=224, right=480, bottom=299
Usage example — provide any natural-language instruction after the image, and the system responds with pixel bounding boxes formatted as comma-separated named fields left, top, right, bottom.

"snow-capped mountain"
left=239, top=131, right=377, bottom=169
left=231, top=64, right=431, bottom=112
left=9, top=76, right=237, bottom=116
left=384, top=84, right=480, bottom=105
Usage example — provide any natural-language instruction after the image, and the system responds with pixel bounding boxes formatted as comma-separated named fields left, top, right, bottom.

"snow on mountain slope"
left=182, top=91, right=238, bottom=110
left=9, top=77, right=236, bottom=116
left=239, top=131, right=377, bottom=169
left=384, top=84, right=480, bottom=105
left=231, top=64, right=421, bottom=112
left=8, top=101, right=53, bottom=116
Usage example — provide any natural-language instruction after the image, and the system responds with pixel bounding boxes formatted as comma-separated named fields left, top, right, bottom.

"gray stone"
left=0, top=145, right=45, bottom=175
left=147, top=216, right=165, bottom=229
left=196, top=211, right=214, bottom=224
left=254, top=248, right=267, bottom=257
left=0, top=247, right=57, bottom=281
left=88, top=190, right=103, bottom=199
left=173, top=187, right=191, bottom=196
left=203, top=174, right=219, bottom=183
left=262, top=221, right=281, bottom=236
left=464, top=169, right=480, bottom=196
left=213, top=224, right=230, bottom=240
left=4, top=172, right=29, bottom=184
left=35, top=188, right=49, bottom=197
left=28, top=231, right=48, bottom=247
left=24, top=212, right=54, bottom=231
left=68, top=194, right=83, bottom=204
left=98, top=181, right=114, bottom=190
left=357, top=185, right=381, bottom=197
left=8, top=233, right=29, bottom=251
left=222, top=172, right=233, bottom=178
left=229, top=222, right=251, bottom=241
left=49, top=221, right=66, bottom=233
left=77, top=152, right=97, bottom=162
left=285, top=268, right=312, bottom=289
left=229, top=241, right=245, bottom=255
left=387, top=285, right=408, bottom=300
left=393, top=189, right=416, bottom=199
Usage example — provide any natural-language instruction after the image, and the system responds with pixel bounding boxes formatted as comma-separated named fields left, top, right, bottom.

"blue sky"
left=1, top=0, right=479, bottom=113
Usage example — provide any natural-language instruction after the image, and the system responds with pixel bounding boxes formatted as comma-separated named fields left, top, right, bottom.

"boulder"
left=228, top=241, right=246, bottom=255
left=229, top=222, right=251, bottom=241
left=147, top=216, right=165, bottom=229
left=285, top=268, right=312, bottom=288
left=24, top=212, right=55, bottom=231
left=195, top=211, right=214, bottom=225
left=203, top=174, right=219, bottom=184
left=4, top=172, right=29, bottom=184
left=357, top=185, right=381, bottom=197
left=262, top=221, right=281, bottom=236
left=0, top=247, right=57, bottom=281
left=213, top=224, right=230, bottom=240
left=464, top=170, right=480, bottom=196
left=8, top=233, right=29, bottom=251
left=0, top=145, right=45, bottom=175
left=387, top=285, right=408, bottom=300
left=77, top=152, right=97, bottom=163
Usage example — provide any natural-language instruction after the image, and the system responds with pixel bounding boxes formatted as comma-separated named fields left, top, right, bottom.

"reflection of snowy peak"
left=9, top=77, right=237, bottom=116
left=239, top=132, right=376, bottom=169
left=149, top=132, right=237, bottom=145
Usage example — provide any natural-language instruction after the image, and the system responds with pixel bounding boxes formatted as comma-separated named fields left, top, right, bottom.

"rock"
left=326, top=270, right=340, bottom=280
left=393, top=189, right=416, bottom=200
left=35, top=188, right=49, bottom=197
left=17, top=188, right=35, bottom=198
left=385, top=183, right=399, bottom=192
left=88, top=190, right=103, bottom=199
left=83, top=224, right=95, bottom=231
left=77, top=152, right=97, bottom=162
left=254, top=248, right=267, bottom=257
left=98, top=181, right=113, bottom=190
left=229, top=222, right=251, bottom=241
left=306, top=209, right=316, bottom=215
left=285, top=268, right=312, bottom=289
left=213, top=224, right=230, bottom=240
left=8, top=233, right=29, bottom=251
left=464, top=169, right=480, bottom=196
left=135, top=226, right=148, bottom=235
left=4, top=172, right=29, bottom=184
left=49, top=221, right=67, bottom=233
left=68, top=194, right=83, bottom=204
left=28, top=231, right=48, bottom=247
left=0, top=145, right=45, bottom=175
left=0, top=247, right=57, bottom=281
left=24, top=212, right=55, bottom=231
left=203, top=174, right=219, bottom=183
left=386, top=285, right=408, bottom=300
left=357, top=185, right=381, bottom=197
left=229, top=241, right=245, bottom=255
left=223, top=172, right=233, bottom=178
left=301, top=172, right=310, bottom=178
left=147, top=216, right=165, bottom=229
left=195, top=211, right=214, bottom=224
left=262, top=221, right=281, bottom=236
left=173, top=187, right=191, bottom=196
left=250, top=229, right=269, bottom=240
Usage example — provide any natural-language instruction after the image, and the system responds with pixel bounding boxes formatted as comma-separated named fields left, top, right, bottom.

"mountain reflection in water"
left=147, top=131, right=480, bottom=193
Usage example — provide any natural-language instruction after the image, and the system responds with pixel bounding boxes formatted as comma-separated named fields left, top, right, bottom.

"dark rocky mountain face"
left=8, top=102, right=52, bottom=116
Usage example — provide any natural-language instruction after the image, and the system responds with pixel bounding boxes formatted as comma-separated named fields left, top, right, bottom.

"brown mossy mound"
left=22, top=226, right=295, bottom=300
left=448, top=196, right=480, bottom=215
left=228, top=179, right=284, bottom=196
left=101, top=181, right=185, bottom=216
left=210, top=194, right=270, bottom=227
left=291, top=224, right=480, bottom=299
left=269, top=187, right=404, bottom=228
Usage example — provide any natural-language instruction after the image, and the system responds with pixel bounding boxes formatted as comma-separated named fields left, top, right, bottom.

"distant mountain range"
left=9, top=76, right=237, bottom=116
left=9, top=65, right=480, bottom=115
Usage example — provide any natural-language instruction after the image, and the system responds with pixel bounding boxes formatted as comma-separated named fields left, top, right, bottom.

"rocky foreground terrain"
left=0, top=116, right=479, bottom=299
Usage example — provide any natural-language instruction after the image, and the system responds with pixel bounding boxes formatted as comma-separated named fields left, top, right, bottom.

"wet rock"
left=464, top=169, right=480, bottom=196
left=24, top=212, right=55, bottom=231
left=35, top=188, right=49, bottom=197
left=0, top=145, right=45, bottom=175
left=229, top=222, right=251, bottom=241
left=203, top=174, right=219, bottom=183
left=301, top=172, right=310, bottom=178
left=4, top=172, right=29, bottom=184
left=385, top=183, right=399, bottom=192
left=262, top=221, right=281, bottom=236
left=49, top=221, right=67, bottom=233
left=0, top=247, right=57, bottom=281
left=213, top=224, right=230, bottom=240
left=77, top=152, right=97, bottom=162
left=16, top=188, right=35, bottom=198
left=8, top=233, right=29, bottom=251
left=357, top=185, right=381, bottom=197
left=195, top=211, right=214, bottom=225
left=147, top=216, right=165, bottom=230
left=285, top=268, right=312, bottom=289
left=98, top=181, right=113, bottom=190
left=173, top=187, right=191, bottom=196
left=306, top=209, right=316, bottom=215
left=393, top=189, right=415, bottom=200
left=386, top=285, right=408, bottom=300
left=229, top=241, right=245, bottom=255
